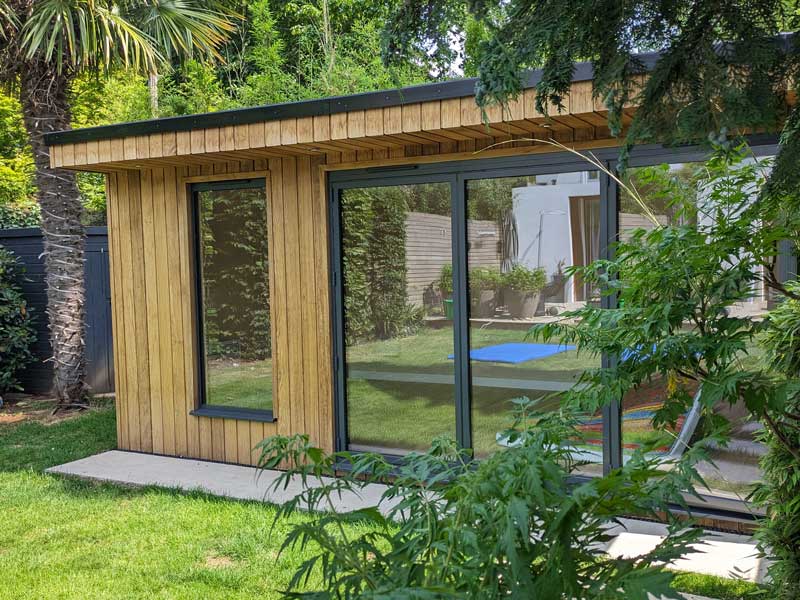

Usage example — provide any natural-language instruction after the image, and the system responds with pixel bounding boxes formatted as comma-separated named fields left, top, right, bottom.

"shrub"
left=502, top=263, right=547, bottom=292
left=438, top=263, right=453, bottom=295
left=258, top=398, right=703, bottom=599
left=751, top=283, right=800, bottom=599
left=469, top=265, right=501, bottom=292
left=527, top=146, right=800, bottom=598
left=0, top=154, right=39, bottom=229
left=0, top=246, right=35, bottom=400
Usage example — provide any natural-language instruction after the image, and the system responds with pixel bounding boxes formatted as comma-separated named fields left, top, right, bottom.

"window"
left=193, top=178, right=273, bottom=417
left=331, top=143, right=778, bottom=517
left=340, top=182, right=456, bottom=454
left=466, top=172, right=601, bottom=472
left=333, top=162, right=603, bottom=461
left=619, top=158, right=773, bottom=504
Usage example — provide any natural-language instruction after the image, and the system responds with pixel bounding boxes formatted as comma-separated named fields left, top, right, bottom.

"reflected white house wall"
left=512, top=172, right=600, bottom=303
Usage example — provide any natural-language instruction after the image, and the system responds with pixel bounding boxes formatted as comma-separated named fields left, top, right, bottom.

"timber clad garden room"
left=45, top=62, right=779, bottom=520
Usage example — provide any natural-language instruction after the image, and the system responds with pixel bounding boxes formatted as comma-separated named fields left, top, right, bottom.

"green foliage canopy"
left=383, top=1, right=799, bottom=191
left=256, top=399, right=705, bottom=599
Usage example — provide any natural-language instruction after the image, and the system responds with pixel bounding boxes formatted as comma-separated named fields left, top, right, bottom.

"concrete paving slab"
left=606, top=519, right=768, bottom=583
left=47, top=450, right=767, bottom=588
left=46, top=450, right=397, bottom=514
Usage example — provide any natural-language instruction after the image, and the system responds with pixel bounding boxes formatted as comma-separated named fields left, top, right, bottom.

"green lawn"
left=0, top=400, right=369, bottom=600
left=344, top=325, right=673, bottom=459
left=0, top=398, right=763, bottom=599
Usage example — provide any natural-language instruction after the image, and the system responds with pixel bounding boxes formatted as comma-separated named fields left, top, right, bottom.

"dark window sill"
left=190, top=405, right=276, bottom=423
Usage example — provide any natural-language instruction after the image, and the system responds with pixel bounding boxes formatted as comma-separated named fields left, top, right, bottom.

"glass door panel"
left=340, top=182, right=456, bottom=454
left=619, top=160, right=771, bottom=501
left=465, top=172, right=602, bottom=470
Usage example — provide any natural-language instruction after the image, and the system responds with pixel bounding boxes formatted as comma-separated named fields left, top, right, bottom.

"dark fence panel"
left=0, top=227, right=114, bottom=395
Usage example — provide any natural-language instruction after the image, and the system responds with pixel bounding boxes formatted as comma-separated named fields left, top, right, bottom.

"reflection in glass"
left=619, top=161, right=770, bottom=501
left=197, top=184, right=272, bottom=410
left=466, top=172, right=602, bottom=468
left=341, top=183, right=455, bottom=454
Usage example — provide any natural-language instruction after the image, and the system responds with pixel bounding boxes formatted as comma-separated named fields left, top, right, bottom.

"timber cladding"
left=47, top=80, right=632, bottom=172
left=92, top=136, right=627, bottom=468
left=106, top=156, right=333, bottom=465
left=58, top=79, right=634, bottom=468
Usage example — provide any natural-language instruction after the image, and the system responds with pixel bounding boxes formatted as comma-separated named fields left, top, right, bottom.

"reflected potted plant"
left=502, top=264, right=546, bottom=318
left=469, top=266, right=500, bottom=318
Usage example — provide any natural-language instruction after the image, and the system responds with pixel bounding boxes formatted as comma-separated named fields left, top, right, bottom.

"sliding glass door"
left=465, top=172, right=602, bottom=471
left=332, top=161, right=605, bottom=461
left=339, top=181, right=456, bottom=454
left=331, top=142, right=778, bottom=518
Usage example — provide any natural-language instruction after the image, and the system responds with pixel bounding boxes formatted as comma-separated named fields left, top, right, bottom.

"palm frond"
left=20, top=0, right=236, bottom=73
left=0, top=1, right=19, bottom=37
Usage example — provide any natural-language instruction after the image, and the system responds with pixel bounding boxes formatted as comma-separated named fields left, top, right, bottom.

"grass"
left=0, top=399, right=766, bottom=599
left=344, top=325, right=673, bottom=458
left=671, top=571, right=764, bottom=600
left=0, top=400, right=117, bottom=471
left=0, top=399, right=369, bottom=600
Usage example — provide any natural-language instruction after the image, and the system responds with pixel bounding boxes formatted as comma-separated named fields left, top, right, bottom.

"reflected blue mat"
left=447, top=342, right=576, bottom=364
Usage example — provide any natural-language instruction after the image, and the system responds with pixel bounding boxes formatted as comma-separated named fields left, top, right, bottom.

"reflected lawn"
left=206, top=359, right=273, bottom=411
left=346, top=324, right=601, bottom=456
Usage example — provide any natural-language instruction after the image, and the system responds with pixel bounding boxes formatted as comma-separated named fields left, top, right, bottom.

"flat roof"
left=45, top=54, right=662, bottom=147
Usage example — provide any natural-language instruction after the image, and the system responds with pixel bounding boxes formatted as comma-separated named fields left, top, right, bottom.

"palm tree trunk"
left=148, top=69, right=160, bottom=117
left=19, top=60, right=88, bottom=407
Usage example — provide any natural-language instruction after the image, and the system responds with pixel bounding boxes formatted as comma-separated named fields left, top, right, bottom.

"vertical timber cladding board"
left=140, top=169, right=164, bottom=455
left=404, top=212, right=502, bottom=307
left=106, top=173, right=128, bottom=449
left=108, top=157, right=334, bottom=464
left=115, top=170, right=141, bottom=450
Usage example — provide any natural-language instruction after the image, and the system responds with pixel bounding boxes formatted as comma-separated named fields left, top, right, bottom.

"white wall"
left=512, top=173, right=600, bottom=303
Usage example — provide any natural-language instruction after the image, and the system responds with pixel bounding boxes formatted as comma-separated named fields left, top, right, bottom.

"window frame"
left=330, top=154, right=612, bottom=458
left=189, top=176, right=277, bottom=424
left=329, top=138, right=780, bottom=520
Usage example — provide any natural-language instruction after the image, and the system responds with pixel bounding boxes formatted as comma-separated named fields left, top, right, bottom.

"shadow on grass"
left=44, top=474, right=287, bottom=511
left=0, top=404, right=118, bottom=473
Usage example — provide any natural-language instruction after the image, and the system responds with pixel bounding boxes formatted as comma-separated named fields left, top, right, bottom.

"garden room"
left=44, top=75, right=785, bottom=524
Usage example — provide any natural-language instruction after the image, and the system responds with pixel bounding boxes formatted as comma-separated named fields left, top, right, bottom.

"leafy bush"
left=200, top=189, right=271, bottom=361
left=469, top=265, right=501, bottom=291
left=438, top=262, right=453, bottom=295
left=528, top=145, right=800, bottom=598
left=0, top=154, right=38, bottom=229
left=751, top=283, right=800, bottom=599
left=258, top=399, right=702, bottom=599
left=342, top=186, right=421, bottom=342
left=78, top=172, right=107, bottom=226
left=0, top=246, right=35, bottom=399
left=502, top=263, right=547, bottom=292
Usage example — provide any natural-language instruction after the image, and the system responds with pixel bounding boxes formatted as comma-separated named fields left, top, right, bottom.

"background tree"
left=0, top=0, right=235, bottom=408
left=383, top=1, right=799, bottom=193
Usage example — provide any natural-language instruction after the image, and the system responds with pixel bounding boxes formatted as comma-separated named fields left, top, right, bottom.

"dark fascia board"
left=44, top=54, right=662, bottom=148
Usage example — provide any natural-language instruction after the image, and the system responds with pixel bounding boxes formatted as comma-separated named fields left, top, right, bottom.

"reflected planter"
left=506, top=290, right=542, bottom=319
left=470, top=290, right=496, bottom=318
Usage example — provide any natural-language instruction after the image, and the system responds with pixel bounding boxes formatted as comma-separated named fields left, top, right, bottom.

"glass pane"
left=197, top=184, right=272, bottom=411
left=466, top=171, right=602, bottom=470
left=620, top=160, right=770, bottom=502
left=341, top=182, right=455, bottom=454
